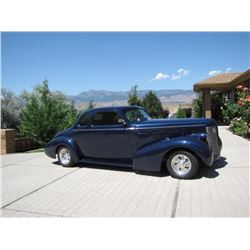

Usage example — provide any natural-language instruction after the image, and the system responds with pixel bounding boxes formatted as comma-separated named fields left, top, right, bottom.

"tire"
left=57, top=146, right=75, bottom=167
left=166, top=150, right=199, bottom=179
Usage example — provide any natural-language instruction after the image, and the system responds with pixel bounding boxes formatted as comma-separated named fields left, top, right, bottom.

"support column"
left=202, top=89, right=211, bottom=118
left=1, top=129, right=16, bottom=154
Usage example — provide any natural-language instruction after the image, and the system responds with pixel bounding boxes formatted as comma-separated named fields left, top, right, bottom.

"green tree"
left=19, top=80, right=77, bottom=146
left=142, top=91, right=164, bottom=118
left=1, top=88, right=22, bottom=129
left=176, top=105, right=186, bottom=118
left=87, top=100, right=96, bottom=110
left=128, top=84, right=142, bottom=106
left=192, top=94, right=202, bottom=118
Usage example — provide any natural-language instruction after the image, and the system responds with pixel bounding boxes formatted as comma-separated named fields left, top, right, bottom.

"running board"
left=79, top=158, right=133, bottom=168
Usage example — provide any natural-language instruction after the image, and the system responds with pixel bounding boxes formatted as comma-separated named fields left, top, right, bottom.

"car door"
left=71, top=111, right=92, bottom=157
left=88, top=110, right=132, bottom=161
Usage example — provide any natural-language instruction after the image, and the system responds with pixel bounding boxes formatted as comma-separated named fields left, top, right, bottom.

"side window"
left=78, top=113, right=90, bottom=127
left=92, top=111, right=121, bottom=126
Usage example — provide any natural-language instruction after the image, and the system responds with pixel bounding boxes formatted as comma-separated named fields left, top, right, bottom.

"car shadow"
left=52, top=161, right=61, bottom=165
left=52, top=160, right=169, bottom=177
left=52, top=156, right=228, bottom=179
left=194, top=156, right=228, bottom=179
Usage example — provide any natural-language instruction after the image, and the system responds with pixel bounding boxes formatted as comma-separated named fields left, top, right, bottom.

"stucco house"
left=193, top=69, right=250, bottom=118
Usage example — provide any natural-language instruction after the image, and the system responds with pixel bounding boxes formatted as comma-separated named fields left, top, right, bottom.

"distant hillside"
left=68, top=89, right=196, bottom=104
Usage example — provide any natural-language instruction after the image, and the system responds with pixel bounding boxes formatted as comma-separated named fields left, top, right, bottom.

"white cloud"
left=177, top=68, right=189, bottom=76
left=208, top=70, right=222, bottom=76
left=171, top=68, right=189, bottom=80
left=150, top=68, right=189, bottom=81
left=152, top=72, right=169, bottom=81
left=171, top=74, right=181, bottom=80
left=225, top=67, right=232, bottom=73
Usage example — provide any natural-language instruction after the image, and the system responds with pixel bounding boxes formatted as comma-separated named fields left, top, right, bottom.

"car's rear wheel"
left=166, top=150, right=199, bottom=179
left=57, top=146, right=75, bottom=167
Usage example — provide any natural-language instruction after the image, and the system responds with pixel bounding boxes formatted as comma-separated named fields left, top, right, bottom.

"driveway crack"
left=1, top=168, right=80, bottom=209
left=170, top=179, right=181, bottom=218
left=1, top=208, right=65, bottom=217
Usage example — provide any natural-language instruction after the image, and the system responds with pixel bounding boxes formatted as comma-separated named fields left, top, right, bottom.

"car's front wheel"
left=57, top=146, right=75, bottom=167
left=166, top=150, right=199, bottom=179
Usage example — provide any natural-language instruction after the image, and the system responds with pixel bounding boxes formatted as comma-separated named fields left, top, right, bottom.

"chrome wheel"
left=58, top=147, right=71, bottom=165
left=171, top=154, right=192, bottom=176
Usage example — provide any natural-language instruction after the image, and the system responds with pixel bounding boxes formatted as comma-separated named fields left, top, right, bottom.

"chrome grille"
left=206, top=126, right=220, bottom=155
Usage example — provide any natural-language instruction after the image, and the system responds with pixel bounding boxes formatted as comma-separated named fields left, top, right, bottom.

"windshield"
left=124, top=108, right=150, bottom=122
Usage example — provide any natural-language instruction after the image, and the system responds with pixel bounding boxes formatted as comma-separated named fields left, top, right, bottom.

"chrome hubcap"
left=59, top=148, right=71, bottom=165
left=171, top=154, right=192, bottom=176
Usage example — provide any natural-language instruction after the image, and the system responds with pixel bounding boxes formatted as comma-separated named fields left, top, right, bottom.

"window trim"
left=90, top=110, right=124, bottom=127
left=76, top=112, right=91, bottom=128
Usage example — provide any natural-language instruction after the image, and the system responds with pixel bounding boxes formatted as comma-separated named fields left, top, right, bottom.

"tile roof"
left=193, top=70, right=250, bottom=91
left=196, top=72, right=242, bottom=85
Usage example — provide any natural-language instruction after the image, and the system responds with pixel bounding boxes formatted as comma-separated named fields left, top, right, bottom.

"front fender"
left=44, top=136, right=82, bottom=163
left=133, top=136, right=213, bottom=172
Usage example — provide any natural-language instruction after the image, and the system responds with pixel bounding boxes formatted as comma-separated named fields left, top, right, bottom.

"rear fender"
left=44, top=136, right=82, bottom=163
left=133, top=136, right=213, bottom=172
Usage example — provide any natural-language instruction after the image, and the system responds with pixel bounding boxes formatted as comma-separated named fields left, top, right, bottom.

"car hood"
left=133, top=118, right=217, bottom=128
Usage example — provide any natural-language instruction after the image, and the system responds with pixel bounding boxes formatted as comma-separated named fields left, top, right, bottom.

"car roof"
left=89, top=106, right=143, bottom=112
left=77, top=106, right=143, bottom=119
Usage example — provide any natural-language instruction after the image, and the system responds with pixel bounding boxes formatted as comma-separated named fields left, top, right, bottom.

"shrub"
left=229, top=118, right=249, bottom=137
left=223, top=85, right=250, bottom=138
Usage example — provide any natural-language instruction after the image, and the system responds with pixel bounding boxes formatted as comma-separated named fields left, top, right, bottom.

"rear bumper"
left=44, top=136, right=81, bottom=163
left=44, top=141, right=57, bottom=159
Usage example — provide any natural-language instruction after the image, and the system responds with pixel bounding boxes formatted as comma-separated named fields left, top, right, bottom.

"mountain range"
left=68, top=89, right=197, bottom=105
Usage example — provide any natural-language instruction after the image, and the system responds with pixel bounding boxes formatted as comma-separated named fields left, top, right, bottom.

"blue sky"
left=1, top=32, right=249, bottom=95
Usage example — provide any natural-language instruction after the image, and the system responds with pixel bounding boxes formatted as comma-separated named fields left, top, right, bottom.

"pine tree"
left=19, top=80, right=77, bottom=146
left=87, top=100, right=95, bottom=110
left=128, top=84, right=142, bottom=106
left=142, top=91, right=164, bottom=118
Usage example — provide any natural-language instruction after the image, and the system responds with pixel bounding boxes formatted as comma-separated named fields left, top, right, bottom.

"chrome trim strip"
left=73, top=124, right=206, bottom=132
left=134, top=124, right=206, bottom=130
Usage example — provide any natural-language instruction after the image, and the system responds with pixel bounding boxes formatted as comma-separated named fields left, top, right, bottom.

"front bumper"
left=213, top=136, right=222, bottom=161
left=206, top=126, right=222, bottom=163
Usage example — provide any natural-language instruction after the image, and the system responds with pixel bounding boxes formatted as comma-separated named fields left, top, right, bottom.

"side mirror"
left=117, top=118, right=126, bottom=127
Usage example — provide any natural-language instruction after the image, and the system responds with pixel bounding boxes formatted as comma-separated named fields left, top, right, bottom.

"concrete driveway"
left=0, top=127, right=249, bottom=217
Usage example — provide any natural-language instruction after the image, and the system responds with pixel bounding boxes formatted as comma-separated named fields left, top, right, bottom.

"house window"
left=225, top=90, right=234, bottom=102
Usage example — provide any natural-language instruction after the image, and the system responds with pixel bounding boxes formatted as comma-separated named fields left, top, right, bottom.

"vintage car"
left=44, top=106, right=222, bottom=179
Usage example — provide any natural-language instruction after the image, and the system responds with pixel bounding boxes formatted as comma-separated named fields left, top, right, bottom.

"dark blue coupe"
left=44, top=106, right=222, bottom=179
